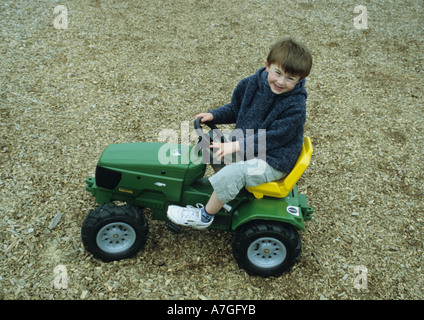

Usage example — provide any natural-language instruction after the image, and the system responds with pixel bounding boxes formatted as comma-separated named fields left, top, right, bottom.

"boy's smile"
left=265, top=62, right=300, bottom=94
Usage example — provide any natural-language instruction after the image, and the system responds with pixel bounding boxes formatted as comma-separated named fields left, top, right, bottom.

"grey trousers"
left=208, top=158, right=286, bottom=204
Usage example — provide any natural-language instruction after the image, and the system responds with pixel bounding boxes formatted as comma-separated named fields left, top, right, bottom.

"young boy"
left=167, top=38, right=313, bottom=229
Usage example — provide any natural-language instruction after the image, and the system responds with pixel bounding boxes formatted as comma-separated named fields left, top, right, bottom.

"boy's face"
left=265, top=61, right=301, bottom=94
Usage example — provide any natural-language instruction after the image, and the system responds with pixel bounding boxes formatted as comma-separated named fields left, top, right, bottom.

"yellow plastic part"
left=246, top=137, right=313, bottom=199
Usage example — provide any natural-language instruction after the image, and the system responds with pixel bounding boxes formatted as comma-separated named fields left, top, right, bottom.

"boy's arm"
left=209, top=77, right=250, bottom=124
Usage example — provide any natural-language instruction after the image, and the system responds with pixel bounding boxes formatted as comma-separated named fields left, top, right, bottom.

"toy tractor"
left=81, top=119, right=314, bottom=277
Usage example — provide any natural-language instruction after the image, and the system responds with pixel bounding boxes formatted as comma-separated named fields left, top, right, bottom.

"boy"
left=167, top=38, right=313, bottom=229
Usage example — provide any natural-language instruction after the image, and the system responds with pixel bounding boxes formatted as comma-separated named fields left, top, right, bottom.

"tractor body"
left=85, top=142, right=312, bottom=232
left=82, top=127, right=314, bottom=277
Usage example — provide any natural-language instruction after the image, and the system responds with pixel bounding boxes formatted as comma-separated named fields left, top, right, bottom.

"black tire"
left=81, top=203, right=149, bottom=262
left=232, top=221, right=301, bottom=277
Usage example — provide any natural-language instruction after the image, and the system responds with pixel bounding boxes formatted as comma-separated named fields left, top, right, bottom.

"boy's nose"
left=276, top=77, right=286, bottom=86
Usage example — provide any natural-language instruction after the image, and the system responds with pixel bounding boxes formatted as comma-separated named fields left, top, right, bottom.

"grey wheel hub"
left=247, top=237, right=287, bottom=268
left=96, top=222, right=136, bottom=254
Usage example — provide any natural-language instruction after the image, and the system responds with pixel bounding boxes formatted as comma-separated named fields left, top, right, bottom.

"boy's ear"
left=265, top=60, right=270, bottom=72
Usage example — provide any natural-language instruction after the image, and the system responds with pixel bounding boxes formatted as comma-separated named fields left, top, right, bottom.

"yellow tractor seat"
left=246, top=137, right=313, bottom=199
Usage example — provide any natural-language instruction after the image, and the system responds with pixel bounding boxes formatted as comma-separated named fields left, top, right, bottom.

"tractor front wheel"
left=81, top=203, right=149, bottom=262
left=232, top=221, right=301, bottom=277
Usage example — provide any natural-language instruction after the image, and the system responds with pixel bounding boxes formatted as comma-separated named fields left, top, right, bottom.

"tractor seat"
left=246, top=137, right=313, bottom=199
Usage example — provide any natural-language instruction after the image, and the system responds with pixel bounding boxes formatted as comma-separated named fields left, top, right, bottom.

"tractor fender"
left=231, top=197, right=306, bottom=232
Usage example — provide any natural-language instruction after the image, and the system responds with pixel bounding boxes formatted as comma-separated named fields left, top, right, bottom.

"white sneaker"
left=167, top=204, right=213, bottom=230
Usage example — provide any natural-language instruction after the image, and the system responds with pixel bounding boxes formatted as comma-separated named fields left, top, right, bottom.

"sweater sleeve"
left=209, top=77, right=250, bottom=124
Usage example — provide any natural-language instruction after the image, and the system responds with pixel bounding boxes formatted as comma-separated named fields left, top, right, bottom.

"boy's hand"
left=211, top=141, right=240, bottom=160
left=195, top=113, right=214, bottom=123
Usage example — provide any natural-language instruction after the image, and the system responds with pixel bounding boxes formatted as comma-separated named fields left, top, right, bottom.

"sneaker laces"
left=181, top=203, right=204, bottom=220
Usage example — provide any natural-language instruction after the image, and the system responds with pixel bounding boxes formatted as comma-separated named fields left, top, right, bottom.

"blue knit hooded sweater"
left=209, top=67, right=308, bottom=174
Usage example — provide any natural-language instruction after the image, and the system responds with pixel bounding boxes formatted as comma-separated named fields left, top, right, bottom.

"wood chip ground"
left=0, top=0, right=423, bottom=300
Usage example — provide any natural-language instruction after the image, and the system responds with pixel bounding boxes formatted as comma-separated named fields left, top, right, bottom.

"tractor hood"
left=99, top=142, right=189, bottom=171
left=97, top=142, right=205, bottom=188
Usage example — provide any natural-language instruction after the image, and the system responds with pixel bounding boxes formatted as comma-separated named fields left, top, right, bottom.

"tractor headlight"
left=95, top=166, right=122, bottom=190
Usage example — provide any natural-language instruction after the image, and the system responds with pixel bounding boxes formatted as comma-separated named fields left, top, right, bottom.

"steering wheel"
left=193, top=118, right=228, bottom=167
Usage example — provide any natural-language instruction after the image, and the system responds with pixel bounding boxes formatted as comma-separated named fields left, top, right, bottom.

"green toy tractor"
left=81, top=119, right=314, bottom=277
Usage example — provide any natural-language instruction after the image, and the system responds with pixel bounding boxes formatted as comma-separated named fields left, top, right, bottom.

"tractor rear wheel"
left=232, top=221, right=301, bottom=277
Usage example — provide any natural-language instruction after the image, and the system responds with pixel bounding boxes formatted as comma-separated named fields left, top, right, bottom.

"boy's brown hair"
left=267, top=38, right=312, bottom=79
